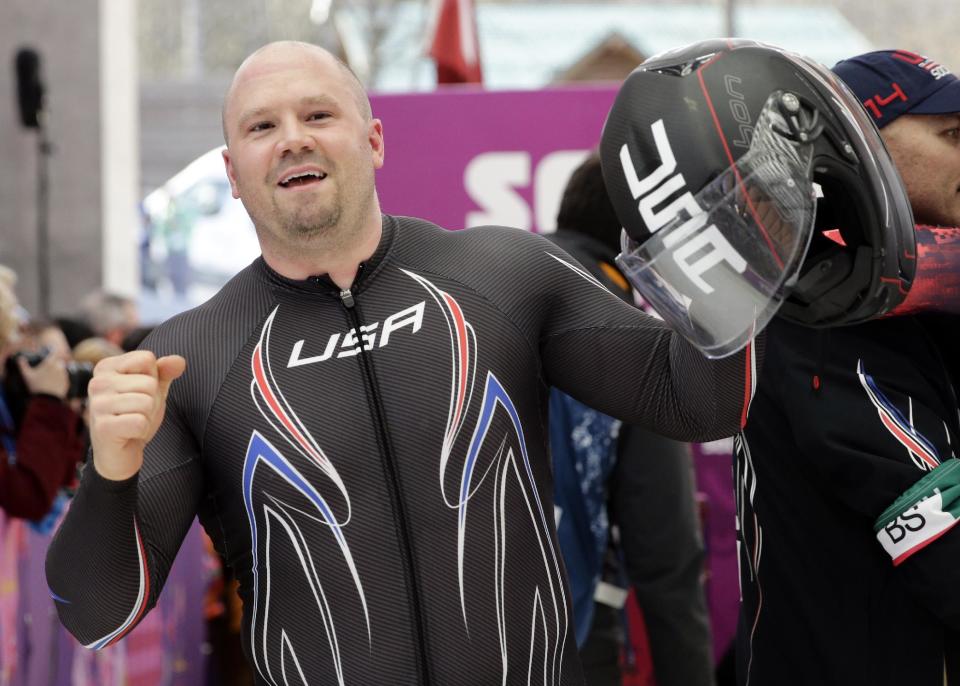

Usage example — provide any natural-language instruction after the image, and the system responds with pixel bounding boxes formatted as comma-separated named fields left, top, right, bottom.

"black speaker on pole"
left=15, top=47, right=45, bottom=129
left=13, top=46, right=52, bottom=317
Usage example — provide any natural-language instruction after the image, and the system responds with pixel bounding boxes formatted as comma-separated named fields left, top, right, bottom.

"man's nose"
left=277, top=119, right=316, bottom=156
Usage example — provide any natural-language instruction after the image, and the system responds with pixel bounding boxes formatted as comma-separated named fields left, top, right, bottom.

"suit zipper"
left=339, top=285, right=432, bottom=684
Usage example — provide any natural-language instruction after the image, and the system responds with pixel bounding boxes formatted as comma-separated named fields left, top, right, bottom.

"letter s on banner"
left=465, top=152, right=532, bottom=230
left=534, top=150, right=590, bottom=234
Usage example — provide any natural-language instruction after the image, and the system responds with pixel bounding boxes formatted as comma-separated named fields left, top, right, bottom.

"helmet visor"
left=616, top=91, right=818, bottom=358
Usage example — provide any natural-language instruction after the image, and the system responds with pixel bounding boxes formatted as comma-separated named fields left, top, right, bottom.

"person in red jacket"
left=0, top=267, right=85, bottom=520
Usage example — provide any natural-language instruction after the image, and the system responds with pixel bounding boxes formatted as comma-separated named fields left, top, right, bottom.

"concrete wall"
left=0, top=0, right=138, bottom=318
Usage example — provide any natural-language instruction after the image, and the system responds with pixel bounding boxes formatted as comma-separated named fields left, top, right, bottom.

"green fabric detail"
left=874, top=458, right=960, bottom=533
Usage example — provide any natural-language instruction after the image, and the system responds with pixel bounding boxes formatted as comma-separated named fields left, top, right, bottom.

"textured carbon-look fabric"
left=47, top=215, right=758, bottom=685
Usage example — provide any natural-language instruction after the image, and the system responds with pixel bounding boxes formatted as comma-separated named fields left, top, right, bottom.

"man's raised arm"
left=45, top=351, right=201, bottom=649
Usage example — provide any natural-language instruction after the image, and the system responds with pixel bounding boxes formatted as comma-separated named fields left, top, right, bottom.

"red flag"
left=427, top=0, right=483, bottom=84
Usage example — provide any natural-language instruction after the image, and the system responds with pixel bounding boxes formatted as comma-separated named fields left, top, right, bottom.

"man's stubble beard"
left=257, top=172, right=377, bottom=259
left=274, top=189, right=343, bottom=242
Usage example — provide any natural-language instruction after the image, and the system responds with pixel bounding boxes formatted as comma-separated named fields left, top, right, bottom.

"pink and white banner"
left=371, top=84, right=619, bottom=233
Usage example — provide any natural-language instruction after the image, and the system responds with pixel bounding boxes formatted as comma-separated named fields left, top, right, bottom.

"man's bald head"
left=221, top=41, right=372, bottom=144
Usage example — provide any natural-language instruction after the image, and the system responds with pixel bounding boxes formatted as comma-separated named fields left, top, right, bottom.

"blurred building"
left=363, top=2, right=872, bottom=91
left=137, top=2, right=873, bottom=201
left=0, top=0, right=138, bottom=316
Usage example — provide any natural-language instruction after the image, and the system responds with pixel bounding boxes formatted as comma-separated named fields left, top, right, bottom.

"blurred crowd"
left=0, top=268, right=143, bottom=524
left=0, top=267, right=249, bottom=686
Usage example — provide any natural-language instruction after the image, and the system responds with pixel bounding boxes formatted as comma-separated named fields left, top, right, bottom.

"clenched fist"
left=87, top=351, right=186, bottom=481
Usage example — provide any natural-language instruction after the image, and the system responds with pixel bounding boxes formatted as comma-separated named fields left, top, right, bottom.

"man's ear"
left=222, top=148, right=241, bottom=199
left=369, top=119, right=384, bottom=170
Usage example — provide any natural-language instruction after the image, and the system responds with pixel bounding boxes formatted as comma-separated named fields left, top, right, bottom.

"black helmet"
left=600, top=39, right=916, bottom=357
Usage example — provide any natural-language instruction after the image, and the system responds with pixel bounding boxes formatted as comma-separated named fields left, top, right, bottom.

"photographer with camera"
left=0, top=266, right=85, bottom=521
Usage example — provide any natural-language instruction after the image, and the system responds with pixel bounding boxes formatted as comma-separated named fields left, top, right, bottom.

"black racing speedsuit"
left=46, top=215, right=757, bottom=686
left=736, top=315, right=960, bottom=686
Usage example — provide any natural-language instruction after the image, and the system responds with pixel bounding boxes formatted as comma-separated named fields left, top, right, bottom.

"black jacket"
left=737, top=315, right=960, bottom=686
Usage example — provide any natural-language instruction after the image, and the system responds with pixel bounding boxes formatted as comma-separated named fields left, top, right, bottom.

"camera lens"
left=66, top=362, right=94, bottom=400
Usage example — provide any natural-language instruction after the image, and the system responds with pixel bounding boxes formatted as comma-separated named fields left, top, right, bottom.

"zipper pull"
left=339, top=288, right=355, bottom=308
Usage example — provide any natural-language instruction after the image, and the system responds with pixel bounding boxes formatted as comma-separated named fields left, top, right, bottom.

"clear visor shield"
left=616, top=91, right=818, bottom=358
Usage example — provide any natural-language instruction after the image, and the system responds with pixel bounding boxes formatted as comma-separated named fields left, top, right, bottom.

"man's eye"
left=307, top=112, right=331, bottom=122
left=250, top=121, right=273, bottom=132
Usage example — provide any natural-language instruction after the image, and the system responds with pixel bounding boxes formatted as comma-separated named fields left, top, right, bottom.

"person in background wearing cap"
left=735, top=49, right=960, bottom=686
left=835, top=49, right=960, bottom=235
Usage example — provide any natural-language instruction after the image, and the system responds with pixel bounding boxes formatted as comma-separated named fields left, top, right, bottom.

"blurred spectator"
left=21, top=319, right=73, bottom=364
left=54, top=316, right=95, bottom=350
left=78, top=290, right=139, bottom=348
left=73, top=337, right=124, bottom=366
left=0, top=267, right=85, bottom=521
left=547, top=154, right=714, bottom=686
